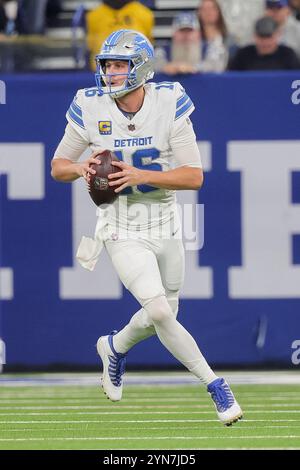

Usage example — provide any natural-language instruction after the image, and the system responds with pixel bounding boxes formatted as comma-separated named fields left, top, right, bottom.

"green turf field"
left=1, top=377, right=300, bottom=450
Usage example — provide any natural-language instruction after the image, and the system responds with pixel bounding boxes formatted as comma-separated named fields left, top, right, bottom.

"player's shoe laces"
left=207, top=378, right=243, bottom=426
left=96, top=331, right=127, bottom=402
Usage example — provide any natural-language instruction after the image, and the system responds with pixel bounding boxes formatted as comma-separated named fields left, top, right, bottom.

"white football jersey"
left=63, top=81, right=202, bottom=232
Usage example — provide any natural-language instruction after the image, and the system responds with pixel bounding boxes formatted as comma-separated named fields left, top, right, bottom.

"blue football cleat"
left=97, top=331, right=127, bottom=401
left=207, top=377, right=243, bottom=426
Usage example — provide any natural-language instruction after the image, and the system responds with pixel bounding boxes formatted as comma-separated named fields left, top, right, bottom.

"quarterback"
left=51, top=29, right=242, bottom=425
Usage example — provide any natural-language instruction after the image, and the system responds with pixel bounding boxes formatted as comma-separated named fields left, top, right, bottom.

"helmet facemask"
left=95, top=58, right=136, bottom=98
left=95, top=30, right=154, bottom=99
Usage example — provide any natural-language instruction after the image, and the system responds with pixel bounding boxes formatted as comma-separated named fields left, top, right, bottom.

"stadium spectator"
left=0, top=1, right=8, bottom=34
left=197, top=0, right=230, bottom=71
left=86, top=0, right=154, bottom=70
left=289, top=0, right=300, bottom=20
left=154, top=12, right=201, bottom=75
left=217, top=0, right=264, bottom=46
left=265, top=0, right=300, bottom=56
left=228, top=16, right=300, bottom=70
left=156, top=3, right=229, bottom=75
left=16, top=0, right=48, bottom=34
left=46, top=0, right=62, bottom=28
left=0, top=0, right=18, bottom=35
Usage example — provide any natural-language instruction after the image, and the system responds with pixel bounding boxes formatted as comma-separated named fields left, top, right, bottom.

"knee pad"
left=144, top=296, right=173, bottom=324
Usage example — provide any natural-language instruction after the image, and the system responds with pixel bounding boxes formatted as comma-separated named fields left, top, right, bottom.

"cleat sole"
left=224, top=413, right=243, bottom=426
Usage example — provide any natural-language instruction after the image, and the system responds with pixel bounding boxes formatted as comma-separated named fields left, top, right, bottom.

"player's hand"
left=108, top=160, right=146, bottom=193
left=76, top=150, right=102, bottom=182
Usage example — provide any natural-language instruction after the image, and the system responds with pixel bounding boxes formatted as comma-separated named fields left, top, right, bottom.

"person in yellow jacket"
left=87, top=0, right=154, bottom=70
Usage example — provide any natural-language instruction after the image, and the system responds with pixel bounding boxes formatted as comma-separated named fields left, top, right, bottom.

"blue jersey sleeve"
left=174, top=82, right=195, bottom=121
left=66, top=90, right=89, bottom=140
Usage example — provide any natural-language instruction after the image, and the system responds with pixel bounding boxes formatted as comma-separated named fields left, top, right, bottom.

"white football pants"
left=104, top=231, right=217, bottom=384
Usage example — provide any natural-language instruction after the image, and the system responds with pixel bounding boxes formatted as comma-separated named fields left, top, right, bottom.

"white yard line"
left=1, top=401, right=300, bottom=409
left=0, top=398, right=217, bottom=404
left=1, top=409, right=300, bottom=414
left=2, top=425, right=300, bottom=433
left=0, top=435, right=300, bottom=442
left=1, top=393, right=300, bottom=399
left=1, top=419, right=300, bottom=424
left=1, top=371, right=300, bottom=387
left=1, top=403, right=300, bottom=408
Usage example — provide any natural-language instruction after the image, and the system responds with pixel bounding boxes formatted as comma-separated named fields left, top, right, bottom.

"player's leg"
left=104, top=236, right=162, bottom=350
left=99, top=236, right=242, bottom=424
left=111, top=308, right=155, bottom=353
left=109, top=262, right=184, bottom=355
left=96, top=237, right=163, bottom=401
left=100, top=236, right=218, bottom=393
left=147, top=237, right=217, bottom=385
left=110, top=238, right=183, bottom=354
left=155, top=237, right=243, bottom=425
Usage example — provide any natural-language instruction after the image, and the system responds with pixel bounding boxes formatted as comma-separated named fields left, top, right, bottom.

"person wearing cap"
left=154, top=12, right=202, bottom=75
left=228, top=15, right=300, bottom=70
left=265, top=0, right=300, bottom=57
left=156, top=2, right=229, bottom=75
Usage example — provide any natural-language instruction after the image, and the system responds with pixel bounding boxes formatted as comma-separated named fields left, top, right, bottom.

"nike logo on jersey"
left=114, top=137, right=153, bottom=147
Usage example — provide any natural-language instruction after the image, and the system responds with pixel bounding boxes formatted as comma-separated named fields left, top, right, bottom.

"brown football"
left=88, top=150, right=120, bottom=206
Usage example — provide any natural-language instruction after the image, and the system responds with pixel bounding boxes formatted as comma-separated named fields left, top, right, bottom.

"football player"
left=51, top=29, right=242, bottom=426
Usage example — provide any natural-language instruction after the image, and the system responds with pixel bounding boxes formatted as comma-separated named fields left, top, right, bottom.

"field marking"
left=0, top=403, right=300, bottom=414
left=0, top=402, right=211, bottom=411
left=1, top=410, right=300, bottom=417
left=1, top=409, right=300, bottom=415
left=0, top=398, right=216, bottom=405
left=0, top=420, right=300, bottom=434
left=1, top=371, right=300, bottom=386
left=1, top=402, right=300, bottom=408
left=0, top=392, right=299, bottom=395
left=1, top=419, right=300, bottom=424
left=0, top=419, right=300, bottom=434
left=0, top=435, right=300, bottom=442
left=1, top=426, right=300, bottom=436
left=1, top=393, right=300, bottom=400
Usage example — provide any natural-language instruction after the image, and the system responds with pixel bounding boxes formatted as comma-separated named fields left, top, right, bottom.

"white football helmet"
left=95, top=29, right=154, bottom=99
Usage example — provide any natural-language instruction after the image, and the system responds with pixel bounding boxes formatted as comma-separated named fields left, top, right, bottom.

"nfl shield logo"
left=128, top=124, right=135, bottom=131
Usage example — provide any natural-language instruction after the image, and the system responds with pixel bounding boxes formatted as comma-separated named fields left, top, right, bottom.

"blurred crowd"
left=1, top=0, right=300, bottom=72
left=156, top=0, right=300, bottom=72
left=0, top=0, right=61, bottom=35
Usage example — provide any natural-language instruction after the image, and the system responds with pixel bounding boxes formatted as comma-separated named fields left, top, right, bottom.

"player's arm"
left=109, top=117, right=203, bottom=192
left=140, top=165, right=202, bottom=190
left=109, top=162, right=202, bottom=192
left=51, top=124, right=100, bottom=182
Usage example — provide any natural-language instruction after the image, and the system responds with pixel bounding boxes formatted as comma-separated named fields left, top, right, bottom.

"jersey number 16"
left=114, top=148, right=162, bottom=194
